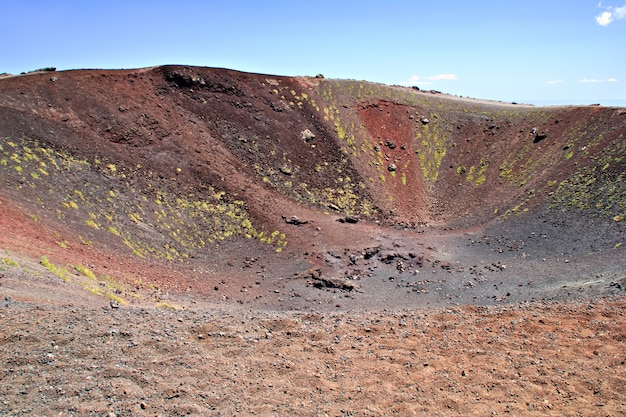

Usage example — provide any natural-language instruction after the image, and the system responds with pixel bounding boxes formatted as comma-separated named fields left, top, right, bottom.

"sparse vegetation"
left=0, top=137, right=289, bottom=260
left=40, top=256, right=70, bottom=282
left=155, top=301, right=182, bottom=310
left=1, top=256, right=20, bottom=268
left=75, top=264, right=97, bottom=280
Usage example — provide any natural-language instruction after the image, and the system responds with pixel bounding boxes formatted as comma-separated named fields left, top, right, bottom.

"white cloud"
left=580, top=78, right=619, bottom=83
left=400, top=73, right=458, bottom=86
left=595, top=3, right=626, bottom=26
left=427, top=73, right=458, bottom=81
left=596, top=11, right=613, bottom=25
left=546, top=80, right=565, bottom=85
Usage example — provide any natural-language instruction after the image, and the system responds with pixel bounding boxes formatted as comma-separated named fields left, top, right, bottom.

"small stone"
left=300, top=129, right=315, bottom=142
left=338, top=215, right=360, bottom=224
left=534, top=132, right=548, bottom=143
left=284, top=215, right=308, bottom=225
left=279, top=165, right=293, bottom=175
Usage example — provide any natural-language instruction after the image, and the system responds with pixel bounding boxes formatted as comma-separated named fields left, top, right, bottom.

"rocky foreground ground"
left=1, top=295, right=625, bottom=417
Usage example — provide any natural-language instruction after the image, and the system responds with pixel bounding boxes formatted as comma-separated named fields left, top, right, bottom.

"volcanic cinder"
left=0, top=66, right=625, bottom=416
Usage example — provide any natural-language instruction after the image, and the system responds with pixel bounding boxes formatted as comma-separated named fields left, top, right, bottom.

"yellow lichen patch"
left=155, top=301, right=182, bottom=310
left=415, top=118, right=447, bottom=182
left=108, top=226, right=121, bottom=236
left=40, top=256, right=70, bottom=282
left=85, top=219, right=100, bottom=229
left=76, top=264, right=97, bottom=280
left=1, top=257, right=20, bottom=268
left=463, top=157, right=489, bottom=186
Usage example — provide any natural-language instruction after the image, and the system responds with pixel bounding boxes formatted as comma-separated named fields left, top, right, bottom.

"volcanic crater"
left=1, top=65, right=623, bottom=309
left=1, top=66, right=625, bottom=416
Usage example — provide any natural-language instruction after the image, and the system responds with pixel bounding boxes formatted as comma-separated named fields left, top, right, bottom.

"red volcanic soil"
left=0, top=66, right=625, bottom=415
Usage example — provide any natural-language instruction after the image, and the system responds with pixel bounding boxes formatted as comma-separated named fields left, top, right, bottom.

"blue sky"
left=1, top=1, right=625, bottom=106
